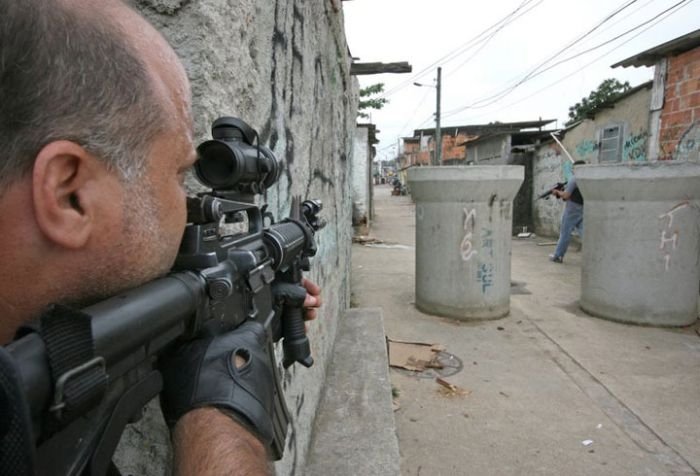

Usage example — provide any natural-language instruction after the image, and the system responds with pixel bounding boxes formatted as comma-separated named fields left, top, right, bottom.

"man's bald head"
left=0, top=0, right=183, bottom=191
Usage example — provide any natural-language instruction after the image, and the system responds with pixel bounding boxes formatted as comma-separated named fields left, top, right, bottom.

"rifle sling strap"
left=40, top=304, right=108, bottom=434
left=0, top=346, right=36, bottom=476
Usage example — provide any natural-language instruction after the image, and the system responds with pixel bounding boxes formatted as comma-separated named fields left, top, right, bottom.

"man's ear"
left=32, top=141, right=107, bottom=249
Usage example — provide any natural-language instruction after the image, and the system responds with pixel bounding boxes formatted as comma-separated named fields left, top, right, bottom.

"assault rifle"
left=537, top=181, right=567, bottom=200
left=5, top=117, right=324, bottom=475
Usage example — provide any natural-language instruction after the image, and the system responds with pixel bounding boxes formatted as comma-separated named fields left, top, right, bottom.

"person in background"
left=549, top=160, right=586, bottom=263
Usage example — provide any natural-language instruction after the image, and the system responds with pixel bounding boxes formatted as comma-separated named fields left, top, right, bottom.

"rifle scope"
left=195, top=117, right=281, bottom=195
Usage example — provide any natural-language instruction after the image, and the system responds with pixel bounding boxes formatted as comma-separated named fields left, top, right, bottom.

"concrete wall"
left=532, top=142, right=567, bottom=237
left=561, top=85, right=652, bottom=164
left=352, top=126, right=371, bottom=227
left=658, top=48, right=700, bottom=161
left=466, top=135, right=510, bottom=165
left=115, top=1, right=358, bottom=475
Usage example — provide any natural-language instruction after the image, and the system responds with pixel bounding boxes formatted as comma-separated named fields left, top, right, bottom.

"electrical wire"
left=441, top=0, right=694, bottom=122
left=445, top=0, right=545, bottom=79
left=442, top=0, right=690, bottom=116
left=445, top=0, right=644, bottom=112
left=396, top=88, right=433, bottom=138
left=383, top=0, right=543, bottom=97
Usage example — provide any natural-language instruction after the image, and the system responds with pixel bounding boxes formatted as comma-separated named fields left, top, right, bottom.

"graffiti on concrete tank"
left=622, top=131, right=648, bottom=161
left=477, top=263, right=494, bottom=293
left=480, top=228, right=494, bottom=257
left=658, top=201, right=689, bottom=271
left=460, top=208, right=477, bottom=261
left=477, top=228, right=495, bottom=294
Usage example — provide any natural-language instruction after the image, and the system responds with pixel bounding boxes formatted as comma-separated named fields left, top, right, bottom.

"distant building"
left=399, top=119, right=555, bottom=234
left=399, top=119, right=555, bottom=169
left=352, top=123, right=378, bottom=229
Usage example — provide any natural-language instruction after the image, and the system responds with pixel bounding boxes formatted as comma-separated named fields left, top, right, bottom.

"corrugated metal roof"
left=412, top=118, right=556, bottom=137
left=612, top=29, right=700, bottom=68
left=460, top=129, right=557, bottom=147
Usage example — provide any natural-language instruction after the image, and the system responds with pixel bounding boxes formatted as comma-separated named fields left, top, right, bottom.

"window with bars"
left=598, top=124, right=623, bottom=162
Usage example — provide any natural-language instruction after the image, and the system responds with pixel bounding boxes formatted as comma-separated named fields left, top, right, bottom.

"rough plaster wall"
left=113, top=1, right=358, bottom=475
left=352, top=127, right=370, bottom=225
left=562, top=87, right=652, bottom=163
left=532, top=143, right=566, bottom=237
left=468, top=136, right=509, bottom=164
left=532, top=88, right=652, bottom=236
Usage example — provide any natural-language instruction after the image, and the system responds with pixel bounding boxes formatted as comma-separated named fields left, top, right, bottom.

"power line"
left=384, top=0, right=545, bottom=143
left=446, top=0, right=545, bottom=79
left=383, top=0, right=543, bottom=98
left=442, top=0, right=694, bottom=123
left=442, top=0, right=690, bottom=116
left=535, top=0, right=689, bottom=77
left=515, top=0, right=642, bottom=88
left=455, top=0, right=643, bottom=110
left=396, top=87, right=433, bottom=138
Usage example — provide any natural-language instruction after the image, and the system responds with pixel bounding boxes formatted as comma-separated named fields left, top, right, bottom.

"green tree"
left=358, top=83, right=388, bottom=119
left=566, top=78, right=631, bottom=125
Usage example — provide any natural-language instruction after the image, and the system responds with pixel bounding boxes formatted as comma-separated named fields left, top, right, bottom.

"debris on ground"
left=365, top=243, right=414, bottom=250
left=352, top=235, right=383, bottom=244
left=387, top=338, right=445, bottom=372
left=435, top=377, right=471, bottom=398
left=582, top=439, right=594, bottom=446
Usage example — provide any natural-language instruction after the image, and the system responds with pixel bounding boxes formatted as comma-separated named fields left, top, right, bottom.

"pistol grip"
left=282, top=306, right=313, bottom=368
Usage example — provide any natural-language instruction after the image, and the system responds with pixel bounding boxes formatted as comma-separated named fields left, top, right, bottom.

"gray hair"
left=0, top=0, right=165, bottom=191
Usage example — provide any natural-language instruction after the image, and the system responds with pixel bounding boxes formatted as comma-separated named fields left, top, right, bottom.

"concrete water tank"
left=407, top=166, right=524, bottom=320
left=576, top=161, right=700, bottom=326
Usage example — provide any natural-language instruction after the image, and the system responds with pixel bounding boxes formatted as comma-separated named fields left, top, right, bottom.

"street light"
left=413, top=67, right=442, bottom=166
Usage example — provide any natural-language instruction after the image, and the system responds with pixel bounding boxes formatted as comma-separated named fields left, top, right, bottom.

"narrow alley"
left=352, top=184, right=700, bottom=476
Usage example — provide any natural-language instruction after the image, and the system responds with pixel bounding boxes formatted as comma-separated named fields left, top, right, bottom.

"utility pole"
left=414, top=67, right=442, bottom=166
left=435, top=66, right=442, bottom=166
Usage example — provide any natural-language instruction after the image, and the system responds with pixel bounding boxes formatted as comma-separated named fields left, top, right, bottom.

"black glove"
left=159, top=321, right=275, bottom=445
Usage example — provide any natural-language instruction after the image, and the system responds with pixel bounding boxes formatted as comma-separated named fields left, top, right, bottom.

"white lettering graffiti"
left=460, top=208, right=477, bottom=261
left=658, top=201, right=688, bottom=271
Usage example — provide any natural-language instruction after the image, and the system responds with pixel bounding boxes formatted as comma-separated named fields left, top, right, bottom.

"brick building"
left=613, top=28, right=700, bottom=161
left=399, top=119, right=555, bottom=168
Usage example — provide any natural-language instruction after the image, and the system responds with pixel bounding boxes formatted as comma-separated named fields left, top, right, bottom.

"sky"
left=343, top=0, right=700, bottom=162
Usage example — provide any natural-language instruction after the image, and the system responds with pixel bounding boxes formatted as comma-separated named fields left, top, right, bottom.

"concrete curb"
left=305, top=308, right=400, bottom=476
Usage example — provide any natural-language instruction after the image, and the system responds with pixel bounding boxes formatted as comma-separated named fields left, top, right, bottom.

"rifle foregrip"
left=281, top=306, right=313, bottom=368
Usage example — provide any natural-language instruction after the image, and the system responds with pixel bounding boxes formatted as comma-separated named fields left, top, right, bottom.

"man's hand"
left=159, top=321, right=276, bottom=447
left=302, top=277, right=322, bottom=322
